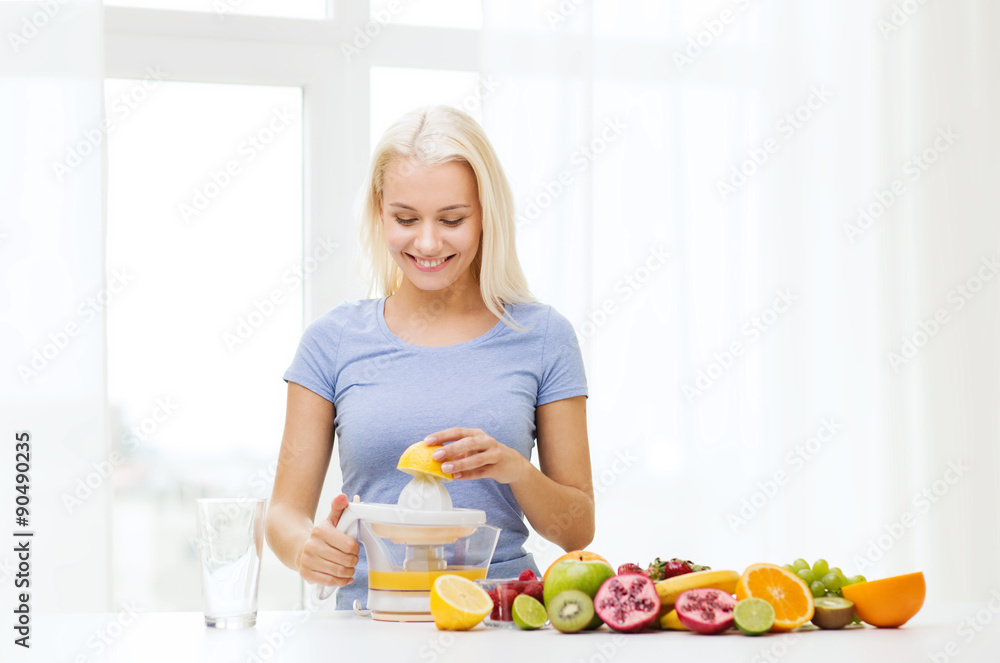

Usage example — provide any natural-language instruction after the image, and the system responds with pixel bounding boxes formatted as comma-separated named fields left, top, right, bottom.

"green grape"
left=783, top=564, right=795, bottom=572
left=822, top=572, right=845, bottom=592
left=811, top=559, right=829, bottom=577
left=830, top=567, right=846, bottom=581
left=797, top=568, right=817, bottom=585
left=792, top=558, right=810, bottom=573
left=845, top=575, right=867, bottom=586
left=809, top=580, right=827, bottom=598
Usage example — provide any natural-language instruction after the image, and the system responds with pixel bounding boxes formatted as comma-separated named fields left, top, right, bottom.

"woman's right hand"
left=296, top=493, right=360, bottom=587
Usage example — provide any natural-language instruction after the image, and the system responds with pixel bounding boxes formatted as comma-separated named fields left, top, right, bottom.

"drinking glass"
left=195, top=498, right=266, bottom=628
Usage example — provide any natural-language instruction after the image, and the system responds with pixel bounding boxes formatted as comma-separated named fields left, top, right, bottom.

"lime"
left=512, top=594, right=547, bottom=630
left=734, top=598, right=775, bottom=636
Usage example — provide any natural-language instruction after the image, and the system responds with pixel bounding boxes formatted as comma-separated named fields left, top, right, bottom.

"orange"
left=841, top=571, right=925, bottom=628
left=542, top=551, right=612, bottom=579
left=736, top=563, right=814, bottom=631
left=397, top=441, right=452, bottom=481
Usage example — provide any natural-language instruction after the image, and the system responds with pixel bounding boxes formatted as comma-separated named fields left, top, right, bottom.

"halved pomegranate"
left=675, top=588, right=736, bottom=634
left=593, top=574, right=661, bottom=633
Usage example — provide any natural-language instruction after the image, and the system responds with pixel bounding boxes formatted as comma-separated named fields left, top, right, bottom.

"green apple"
left=543, top=560, right=615, bottom=630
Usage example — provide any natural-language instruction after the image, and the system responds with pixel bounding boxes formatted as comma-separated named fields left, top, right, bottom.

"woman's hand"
left=424, top=427, right=529, bottom=485
left=296, top=493, right=360, bottom=587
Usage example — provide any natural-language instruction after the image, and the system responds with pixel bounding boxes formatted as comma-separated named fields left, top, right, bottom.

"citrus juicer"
left=310, top=463, right=500, bottom=622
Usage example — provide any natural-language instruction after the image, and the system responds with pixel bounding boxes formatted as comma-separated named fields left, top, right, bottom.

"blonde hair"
left=356, top=105, right=536, bottom=331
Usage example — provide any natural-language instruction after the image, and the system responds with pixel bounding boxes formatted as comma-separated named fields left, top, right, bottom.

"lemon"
left=397, top=441, right=453, bottom=481
left=430, top=575, right=493, bottom=630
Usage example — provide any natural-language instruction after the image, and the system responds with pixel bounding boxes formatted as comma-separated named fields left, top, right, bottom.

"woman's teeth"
left=413, top=256, right=449, bottom=268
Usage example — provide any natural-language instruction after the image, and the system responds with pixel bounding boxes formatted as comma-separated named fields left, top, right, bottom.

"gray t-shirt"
left=283, top=296, right=588, bottom=609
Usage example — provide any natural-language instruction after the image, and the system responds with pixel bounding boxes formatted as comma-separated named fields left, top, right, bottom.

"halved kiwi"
left=547, top=589, right=594, bottom=633
left=812, top=596, right=855, bottom=629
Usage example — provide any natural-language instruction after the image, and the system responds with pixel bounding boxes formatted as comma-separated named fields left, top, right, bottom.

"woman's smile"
left=407, top=253, right=455, bottom=272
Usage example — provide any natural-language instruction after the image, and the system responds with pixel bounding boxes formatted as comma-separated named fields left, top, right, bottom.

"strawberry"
left=486, top=586, right=501, bottom=620
left=646, top=557, right=711, bottom=580
left=617, top=563, right=644, bottom=576
left=662, top=558, right=694, bottom=579
left=498, top=585, right=519, bottom=621
left=522, top=581, right=544, bottom=604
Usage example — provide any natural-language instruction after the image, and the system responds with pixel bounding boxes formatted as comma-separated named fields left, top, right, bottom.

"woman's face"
left=380, top=157, right=482, bottom=292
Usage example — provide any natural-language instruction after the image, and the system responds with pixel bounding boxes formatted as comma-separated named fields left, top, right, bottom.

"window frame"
left=102, top=0, right=486, bottom=610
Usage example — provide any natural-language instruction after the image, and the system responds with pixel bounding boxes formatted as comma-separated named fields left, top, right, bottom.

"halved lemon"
left=430, top=575, right=493, bottom=630
left=397, top=441, right=452, bottom=481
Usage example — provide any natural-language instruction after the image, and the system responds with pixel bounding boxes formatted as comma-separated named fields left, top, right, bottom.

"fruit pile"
left=428, top=550, right=926, bottom=634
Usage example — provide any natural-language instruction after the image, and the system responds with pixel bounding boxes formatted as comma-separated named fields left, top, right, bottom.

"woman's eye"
left=395, top=217, right=465, bottom=226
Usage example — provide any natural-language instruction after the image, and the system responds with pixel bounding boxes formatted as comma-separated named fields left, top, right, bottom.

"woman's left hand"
left=423, top=427, right=529, bottom=485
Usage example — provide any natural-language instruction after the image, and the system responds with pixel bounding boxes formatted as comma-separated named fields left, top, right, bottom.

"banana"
left=654, top=569, right=740, bottom=612
left=660, top=608, right=688, bottom=631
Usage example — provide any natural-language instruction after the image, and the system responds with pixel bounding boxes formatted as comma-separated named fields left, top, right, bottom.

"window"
left=103, top=0, right=484, bottom=611
left=104, top=0, right=328, bottom=20
left=370, top=0, right=481, bottom=29
left=106, top=79, right=304, bottom=610
left=370, top=66, right=485, bottom=149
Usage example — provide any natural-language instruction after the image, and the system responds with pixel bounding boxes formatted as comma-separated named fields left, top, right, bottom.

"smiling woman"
left=265, top=105, right=595, bottom=611
left=381, top=159, right=481, bottom=294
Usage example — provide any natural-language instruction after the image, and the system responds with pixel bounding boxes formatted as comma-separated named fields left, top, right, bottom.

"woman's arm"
left=427, top=395, right=595, bottom=552
left=265, top=382, right=359, bottom=586
left=511, top=395, right=594, bottom=552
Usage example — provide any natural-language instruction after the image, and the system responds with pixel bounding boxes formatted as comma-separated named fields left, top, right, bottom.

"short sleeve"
left=536, top=307, right=588, bottom=407
left=282, top=311, right=343, bottom=403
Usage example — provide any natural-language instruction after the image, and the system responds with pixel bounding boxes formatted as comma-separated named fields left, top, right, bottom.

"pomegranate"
left=593, top=574, right=661, bottom=633
left=674, top=588, right=736, bottom=634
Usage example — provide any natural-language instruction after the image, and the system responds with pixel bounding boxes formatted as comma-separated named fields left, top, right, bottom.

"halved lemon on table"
left=736, top=563, right=814, bottom=631
left=397, top=440, right=453, bottom=481
left=430, top=575, right=493, bottom=630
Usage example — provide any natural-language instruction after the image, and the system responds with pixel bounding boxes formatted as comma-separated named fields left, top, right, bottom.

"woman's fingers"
left=301, top=566, right=353, bottom=587
left=424, top=427, right=483, bottom=445
left=443, top=444, right=499, bottom=475
left=300, top=539, right=357, bottom=585
left=432, top=434, right=487, bottom=460
left=298, top=518, right=361, bottom=586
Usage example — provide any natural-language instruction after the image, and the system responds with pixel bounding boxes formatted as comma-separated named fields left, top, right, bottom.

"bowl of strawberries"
left=476, top=570, right=544, bottom=627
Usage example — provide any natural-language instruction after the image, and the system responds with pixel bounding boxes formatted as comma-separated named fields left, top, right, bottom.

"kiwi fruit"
left=812, top=596, right=856, bottom=629
left=547, top=589, right=595, bottom=633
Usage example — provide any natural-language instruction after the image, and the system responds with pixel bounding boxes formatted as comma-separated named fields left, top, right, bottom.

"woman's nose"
left=413, top=221, right=442, bottom=254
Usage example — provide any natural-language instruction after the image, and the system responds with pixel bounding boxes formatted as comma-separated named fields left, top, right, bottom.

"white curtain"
left=483, top=0, right=999, bottom=601
left=0, top=0, right=109, bottom=612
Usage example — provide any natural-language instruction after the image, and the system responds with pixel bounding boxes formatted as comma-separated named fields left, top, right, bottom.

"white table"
left=10, top=603, right=999, bottom=662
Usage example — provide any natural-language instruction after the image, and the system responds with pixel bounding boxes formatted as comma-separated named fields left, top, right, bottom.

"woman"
left=265, top=105, right=594, bottom=610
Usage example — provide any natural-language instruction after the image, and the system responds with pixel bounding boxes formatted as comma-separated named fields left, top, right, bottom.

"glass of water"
left=195, top=498, right=266, bottom=629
